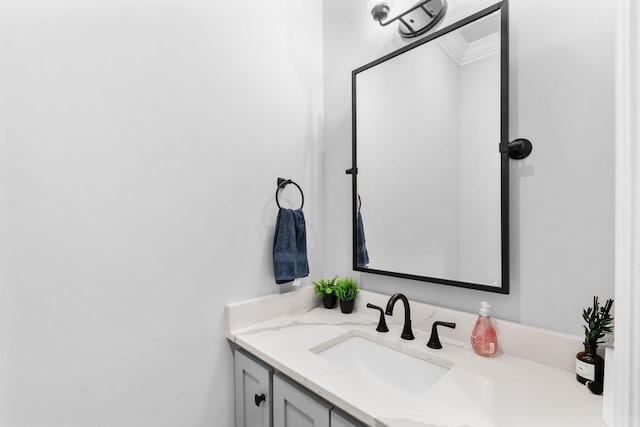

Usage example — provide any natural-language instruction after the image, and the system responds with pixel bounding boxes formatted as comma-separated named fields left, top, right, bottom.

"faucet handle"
left=366, top=303, right=389, bottom=333
left=427, top=321, right=456, bottom=349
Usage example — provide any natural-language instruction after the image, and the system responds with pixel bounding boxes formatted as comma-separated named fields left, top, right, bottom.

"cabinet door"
left=235, top=350, right=272, bottom=427
left=273, top=373, right=330, bottom=427
left=331, top=409, right=366, bottom=427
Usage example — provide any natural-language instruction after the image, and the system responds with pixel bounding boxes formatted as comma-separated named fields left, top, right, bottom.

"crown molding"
left=438, top=32, right=499, bottom=66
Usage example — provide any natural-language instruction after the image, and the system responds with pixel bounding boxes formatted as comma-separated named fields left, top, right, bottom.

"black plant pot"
left=576, top=343, right=604, bottom=394
left=322, top=294, right=337, bottom=309
left=339, top=299, right=355, bottom=314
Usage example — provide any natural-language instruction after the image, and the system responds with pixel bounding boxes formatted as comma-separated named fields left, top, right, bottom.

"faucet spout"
left=385, top=293, right=415, bottom=340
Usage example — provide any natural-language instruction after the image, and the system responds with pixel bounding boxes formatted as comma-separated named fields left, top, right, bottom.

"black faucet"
left=427, top=321, right=456, bottom=349
left=385, top=293, right=414, bottom=340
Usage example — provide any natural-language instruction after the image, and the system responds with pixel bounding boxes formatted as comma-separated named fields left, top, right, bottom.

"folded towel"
left=357, top=210, right=369, bottom=267
left=273, top=208, right=309, bottom=284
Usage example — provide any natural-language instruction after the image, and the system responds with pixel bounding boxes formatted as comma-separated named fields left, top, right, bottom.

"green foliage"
left=313, top=275, right=338, bottom=298
left=335, top=277, right=359, bottom=302
left=582, top=296, right=614, bottom=345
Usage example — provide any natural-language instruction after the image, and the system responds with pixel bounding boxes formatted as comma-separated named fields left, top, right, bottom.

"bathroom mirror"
left=350, top=2, right=509, bottom=293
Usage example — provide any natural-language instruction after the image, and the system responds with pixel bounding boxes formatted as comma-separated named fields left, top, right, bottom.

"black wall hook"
left=508, top=138, right=533, bottom=159
left=500, top=138, right=533, bottom=159
left=275, top=178, right=304, bottom=209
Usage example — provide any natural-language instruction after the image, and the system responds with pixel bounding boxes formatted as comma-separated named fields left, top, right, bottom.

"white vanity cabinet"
left=331, top=408, right=365, bottom=427
left=273, top=373, right=330, bottom=427
left=234, top=349, right=365, bottom=427
left=234, top=350, right=272, bottom=427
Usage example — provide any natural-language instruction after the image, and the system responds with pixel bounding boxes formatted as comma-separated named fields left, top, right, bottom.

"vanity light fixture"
left=368, top=0, right=447, bottom=38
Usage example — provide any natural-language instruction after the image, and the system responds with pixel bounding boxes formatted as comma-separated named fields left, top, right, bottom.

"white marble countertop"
left=226, top=288, right=607, bottom=427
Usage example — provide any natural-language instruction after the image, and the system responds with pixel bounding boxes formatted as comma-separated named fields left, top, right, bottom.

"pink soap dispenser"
left=470, top=301, right=498, bottom=357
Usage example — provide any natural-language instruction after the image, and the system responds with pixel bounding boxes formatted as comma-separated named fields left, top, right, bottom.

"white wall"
left=0, top=1, right=323, bottom=426
left=0, top=0, right=618, bottom=424
left=323, top=0, right=614, bottom=334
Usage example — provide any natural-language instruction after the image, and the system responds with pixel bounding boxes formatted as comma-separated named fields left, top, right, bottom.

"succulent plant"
left=582, top=296, right=614, bottom=346
left=335, top=277, right=359, bottom=302
left=312, top=275, right=338, bottom=298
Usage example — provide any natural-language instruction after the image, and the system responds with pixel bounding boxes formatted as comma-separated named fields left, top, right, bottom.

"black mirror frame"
left=350, top=1, right=510, bottom=294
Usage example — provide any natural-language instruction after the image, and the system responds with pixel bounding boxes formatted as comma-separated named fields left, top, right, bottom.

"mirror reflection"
left=354, top=7, right=506, bottom=290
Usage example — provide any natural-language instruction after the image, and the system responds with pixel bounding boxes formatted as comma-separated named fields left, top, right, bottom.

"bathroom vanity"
left=226, top=287, right=607, bottom=427
left=235, top=349, right=362, bottom=427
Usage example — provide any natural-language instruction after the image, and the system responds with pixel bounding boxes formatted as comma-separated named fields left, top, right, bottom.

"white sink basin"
left=312, top=334, right=451, bottom=397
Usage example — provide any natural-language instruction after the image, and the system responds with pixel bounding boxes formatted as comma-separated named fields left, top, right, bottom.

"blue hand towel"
left=357, top=210, right=369, bottom=267
left=273, top=208, right=309, bottom=284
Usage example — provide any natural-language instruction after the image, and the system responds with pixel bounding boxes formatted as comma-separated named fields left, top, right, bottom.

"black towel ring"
left=358, top=194, right=362, bottom=211
left=276, top=178, right=304, bottom=209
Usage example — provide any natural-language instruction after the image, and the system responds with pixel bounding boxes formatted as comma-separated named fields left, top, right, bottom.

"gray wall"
left=0, top=1, right=323, bottom=426
left=322, top=0, right=615, bottom=334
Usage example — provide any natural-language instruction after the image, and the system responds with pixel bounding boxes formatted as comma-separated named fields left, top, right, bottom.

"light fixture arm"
left=375, top=0, right=433, bottom=27
left=371, top=0, right=447, bottom=38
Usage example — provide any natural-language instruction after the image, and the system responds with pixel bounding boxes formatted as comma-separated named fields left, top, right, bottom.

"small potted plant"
left=335, top=277, right=359, bottom=314
left=576, top=296, right=614, bottom=394
left=313, top=275, right=338, bottom=309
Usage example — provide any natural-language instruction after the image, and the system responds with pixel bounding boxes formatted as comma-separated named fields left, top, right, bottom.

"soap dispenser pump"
left=470, top=301, right=498, bottom=357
